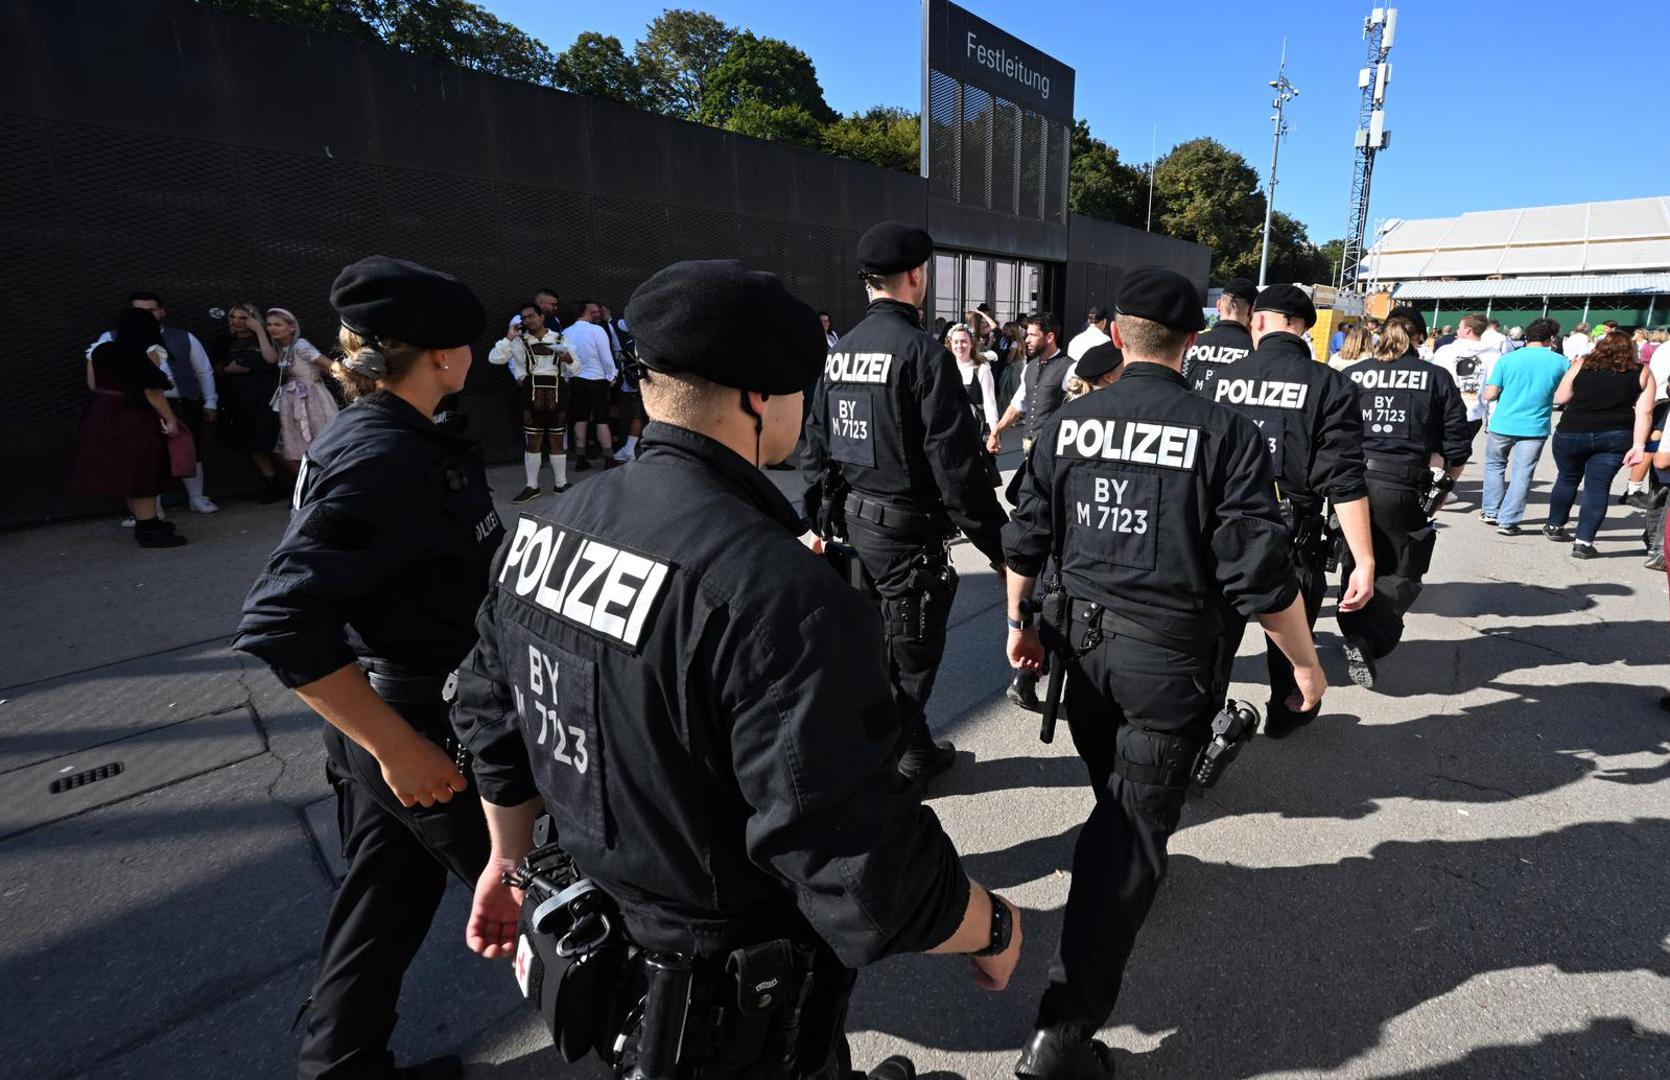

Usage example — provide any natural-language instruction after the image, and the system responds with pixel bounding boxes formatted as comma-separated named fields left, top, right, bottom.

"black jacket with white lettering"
left=234, top=391, right=505, bottom=686
left=1182, top=318, right=1253, bottom=389
left=1194, top=331, right=1368, bottom=513
left=452, top=422, right=970, bottom=967
left=801, top=298, right=1007, bottom=564
left=1004, top=363, right=1299, bottom=647
left=1339, top=349, right=1473, bottom=467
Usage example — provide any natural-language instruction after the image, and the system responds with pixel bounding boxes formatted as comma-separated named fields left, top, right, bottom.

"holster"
left=882, top=549, right=957, bottom=643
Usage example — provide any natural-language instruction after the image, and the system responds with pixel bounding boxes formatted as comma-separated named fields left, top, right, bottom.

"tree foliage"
left=1317, top=238, right=1346, bottom=286
left=556, top=32, right=649, bottom=108
left=696, top=32, right=837, bottom=130
left=822, top=107, right=920, bottom=174
left=721, top=101, right=827, bottom=150
left=1068, top=120, right=1145, bottom=229
left=635, top=8, right=737, bottom=118
left=1224, top=212, right=1331, bottom=286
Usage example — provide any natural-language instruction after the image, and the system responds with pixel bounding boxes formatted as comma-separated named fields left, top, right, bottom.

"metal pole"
left=1646, top=294, right=1656, bottom=327
left=1258, top=40, right=1296, bottom=287
left=1145, top=123, right=1156, bottom=232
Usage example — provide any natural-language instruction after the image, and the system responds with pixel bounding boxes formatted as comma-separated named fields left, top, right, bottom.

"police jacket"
left=802, top=298, right=1007, bottom=564
left=1340, top=350, right=1473, bottom=467
left=1004, top=362, right=1299, bottom=650
left=452, top=422, right=970, bottom=966
left=234, top=391, right=505, bottom=687
left=1194, top=331, right=1368, bottom=515
left=1182, top=319, right=1253, bottom=389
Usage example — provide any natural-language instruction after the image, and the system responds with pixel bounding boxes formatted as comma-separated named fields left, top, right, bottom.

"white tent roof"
left=1368, top=197, right=1670, bottom=280
left=1393, top=272, right=1670, bottom=300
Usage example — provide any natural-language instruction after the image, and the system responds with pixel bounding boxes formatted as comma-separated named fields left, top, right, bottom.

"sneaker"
left=1480, top=512, right=1498, bottom=525
left=1496, top=523, right=1521, bottom=536
left=612, top=447, right=632, bottom=463
left=188, top=496, right=220, bottom=514
left=1342, top=636, right=1377, bottom=690
left=134, top=518, right=187, bottom=548
left=510, top=486, right=541, bottom=504
left=1570, top=541, right=1596, bottom=560
left=897, top=739, right=956, bottom=784
left=552, top=482, right=570, bottom=494
left=1646, top=551, right=1667, bottom=571
left=1542, top=524, right=1568, bottom=541
left=1622, top=490, right=1651, bottom=510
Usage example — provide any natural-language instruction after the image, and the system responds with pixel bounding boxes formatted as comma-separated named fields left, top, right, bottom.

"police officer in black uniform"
left=1181, top=275, right=1257, bottom=389
left=801, top=222, right=1010, bottom=783
left=1336, top=309, right=1471, bottom=686
left=1194, top=284, right=1375, bottom=735
left=450, top=260, right=1023, bottom=1079
left=235, top=256, right=503, bottom=1080
left=1003, top=268, right=1326, bottom=1078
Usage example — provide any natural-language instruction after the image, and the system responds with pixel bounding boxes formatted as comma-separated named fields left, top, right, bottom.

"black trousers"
left=297, top=710, right=489, bottom=1080
left=1335, top=471, right=1435, bottom=660
left=1036, top=625, right=1219, bottom=1033
left=844, top=519, right=955, bottom=754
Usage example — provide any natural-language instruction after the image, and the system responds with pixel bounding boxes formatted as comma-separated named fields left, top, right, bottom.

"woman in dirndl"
left=267, top=307, right=340, bottom=471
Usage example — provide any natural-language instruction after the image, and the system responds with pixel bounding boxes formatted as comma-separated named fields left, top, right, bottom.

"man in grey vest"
left=987, top=311, right=1073, bottom=710
left=87, top=291, right=219, bottom=519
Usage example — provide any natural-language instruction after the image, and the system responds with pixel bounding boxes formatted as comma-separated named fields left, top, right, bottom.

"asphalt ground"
left=2, top=435, right=1667, bottom=1079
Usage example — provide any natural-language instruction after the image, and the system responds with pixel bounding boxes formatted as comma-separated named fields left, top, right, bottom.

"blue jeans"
left=1547, top=429, right=1631, bottom=543
left=1482, top=432, right=1547, bottom=526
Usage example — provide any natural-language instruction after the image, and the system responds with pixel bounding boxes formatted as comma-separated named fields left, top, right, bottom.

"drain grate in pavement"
left=48, top=762, right=124, bottom=794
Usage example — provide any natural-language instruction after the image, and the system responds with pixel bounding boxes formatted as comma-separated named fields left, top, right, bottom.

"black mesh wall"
left=0, top=0, right=922, bottom=524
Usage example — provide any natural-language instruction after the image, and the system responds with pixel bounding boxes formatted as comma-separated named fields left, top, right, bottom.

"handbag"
left=168, top=425, right=197, bottom=478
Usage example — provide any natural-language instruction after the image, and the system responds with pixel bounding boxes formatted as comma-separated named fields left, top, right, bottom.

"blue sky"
left=485, top=0, right=1670, bottom=242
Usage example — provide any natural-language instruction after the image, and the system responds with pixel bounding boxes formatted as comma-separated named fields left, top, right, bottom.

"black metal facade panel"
left=928, top=200, right=1069, bottom=265
left=659, top=119, right=739, bottom=212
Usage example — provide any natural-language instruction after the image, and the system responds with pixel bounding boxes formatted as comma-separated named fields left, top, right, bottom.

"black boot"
left=897, top=723, right=956, bottom=784
left=863, top=1055, right=916, bottom=1080
left=134, top=518, right=187, bottom=548
left=1262, top=699, right=1316, bottom=739
left=1007, top=671, right=1042, bottom=712
left=1014, top=1028, right=1115, bottom=1079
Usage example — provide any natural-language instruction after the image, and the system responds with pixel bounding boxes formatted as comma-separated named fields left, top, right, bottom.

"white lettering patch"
left=500, top=521, right=671, bottom=648
left=824, top=352, right=894, bottom=384
left=1350, top=368, right=1430, bottom=391
left=1054, top=418, right=1201, bottom=471
left=1213, top=379, right=1310, bottom=410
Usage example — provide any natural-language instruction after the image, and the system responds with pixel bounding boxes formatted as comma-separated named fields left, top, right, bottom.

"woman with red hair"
left=1544, top=331, right=1655, bottom=557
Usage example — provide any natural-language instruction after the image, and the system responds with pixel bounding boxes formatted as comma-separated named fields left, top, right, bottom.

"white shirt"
left=956, top=356, right=999, bottom=431
left=563, top=319, right=617, bottom=382
left=1650, top=345, right=1670, bottom=403
left=1066, top=325, right=1110, bottom=361
left=488, top=329, right=573, bottom=383
left=1431, top=337, right=1499, bottom=422
left=1007, top=351, right=1070, bottom=414
left=1479, top=327, right=1509, bottom=356
left=86, top=328, right=218, bottom=409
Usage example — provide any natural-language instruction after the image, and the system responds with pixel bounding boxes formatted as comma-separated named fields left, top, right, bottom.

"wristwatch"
left=1005, top=598, right=1034, bottom=631
left=975, top=888, right=1013, bottom=957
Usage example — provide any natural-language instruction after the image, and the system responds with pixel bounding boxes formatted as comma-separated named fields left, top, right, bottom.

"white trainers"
left=613, top=447, right=632, bottom=463
left=188, top=496, right=220, bottom=514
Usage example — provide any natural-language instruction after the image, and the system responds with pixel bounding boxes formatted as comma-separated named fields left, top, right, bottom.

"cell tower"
left=1337, top=7, right=1397, bottom=293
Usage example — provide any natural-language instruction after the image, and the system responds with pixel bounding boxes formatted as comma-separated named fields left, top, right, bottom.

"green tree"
left=695, top=32, right=837, bottom=129
left=556, top=31, right=649, bottom=107
left=1152, top=137, right=1266, bottom=281
left=194, top=0, right=378, bottom=39
left=721, top=100, right=827, bottom=149
left=636, top=9, right=737, bottom=118
left=1068, top=119, right=1145, bottom=228
left=367, top=0, right=557, bottom=84
left=822, top=106, right=920, bottom=173
left=1226, top=211, right=1330, bottom=285
left=1318, top=237, right=1346, bottom=286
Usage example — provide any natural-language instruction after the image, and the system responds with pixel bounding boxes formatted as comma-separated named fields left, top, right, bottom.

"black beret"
left=1113, top=267, right=1207, bottom=332
left=1222, top=277, right=1259, bottom=304
left=330, top=255, right=486, bottom=348
left=1076, top=341, right=1123, bottom=380
left=1253, top=283, right=1317, bottom=327
left=625, top=260, right=824, bottom=395
left=1387, top=305, right=1428, bottom=337
left=856, top=220, right=934, bottom=276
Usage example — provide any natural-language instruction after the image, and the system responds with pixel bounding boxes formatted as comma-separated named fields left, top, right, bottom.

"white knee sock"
left=551, top=451, right=568, bottom=487
left=1627, top=479, right=1647, bottom=494
left=524, top=452, right=542, bottom=489
left=182, top=465, right=206, bottom=500
left=623, top=435, right=639, bottom=456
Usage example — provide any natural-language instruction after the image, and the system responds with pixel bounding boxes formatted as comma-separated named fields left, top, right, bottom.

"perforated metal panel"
left=1045, top=119, right=1068, bottom=225
left=928, top=70, right=961, bottom=203
left=990, top=99, right=1020, bottom=219
left=959, top=85, right=991, bottom=212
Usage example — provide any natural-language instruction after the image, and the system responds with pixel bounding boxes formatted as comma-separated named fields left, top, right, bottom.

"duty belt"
left=1363, top=456, right=1428, bottom=482
left=843, top=493, right=947, bottom=541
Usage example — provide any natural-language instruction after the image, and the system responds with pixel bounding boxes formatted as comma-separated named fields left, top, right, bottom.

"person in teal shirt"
left=1480, top=318, right=1572, bottom=534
